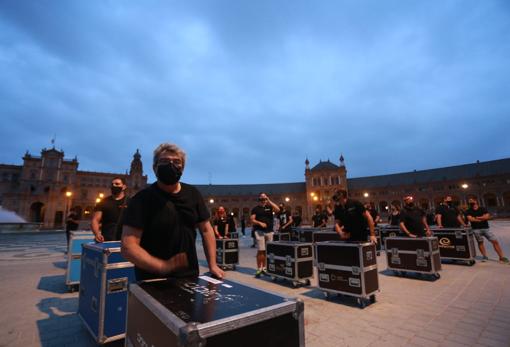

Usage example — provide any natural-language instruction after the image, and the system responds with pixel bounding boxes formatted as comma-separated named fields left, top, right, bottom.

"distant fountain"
left=0, top=207, right=41, bottom=233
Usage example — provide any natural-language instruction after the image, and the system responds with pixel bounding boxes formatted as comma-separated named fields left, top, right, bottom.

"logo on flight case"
left=439, top=237, right=454, bottom=249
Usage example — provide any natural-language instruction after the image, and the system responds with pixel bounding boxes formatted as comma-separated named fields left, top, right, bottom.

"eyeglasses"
left=157, top=158, right=183, bottom=167
left=258, top=198, right=268, bottom=201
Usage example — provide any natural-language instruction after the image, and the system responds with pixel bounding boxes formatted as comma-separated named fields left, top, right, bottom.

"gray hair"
left=153, top=143, right=186, bottom=168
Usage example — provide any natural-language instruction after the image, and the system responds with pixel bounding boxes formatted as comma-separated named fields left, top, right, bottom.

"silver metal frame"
left=266, top=242, right=314, bottom=283
left=127, top=279, right=305, bottom=347
left=314, top=242, right=379, bottom=299
left=78, top=242, right=134, bottom=344
left=384, top=236, right=442, bottom=274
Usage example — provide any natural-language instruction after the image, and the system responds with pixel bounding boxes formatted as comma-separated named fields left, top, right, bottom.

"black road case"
left=385, top=237, right=442, bottom=279
left=266, top=241, right=313, bottom=287
left=296, top=228, right=316, bottom=242
left=312, top=231, right=341, bottom=243
left=432, top=228, right=477, bottom=265
left=216, top=239, right=239, bottom=270
left=314, top=241, right=379, bottom=308
left=126, top=277, right=305, bottom=347
left=378, top=226, right=404, bottom=248
left=273, top=232, right=291, bottom=242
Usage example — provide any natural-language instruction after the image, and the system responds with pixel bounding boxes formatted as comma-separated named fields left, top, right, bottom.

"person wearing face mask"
left=91, top=177, right=129, bottom=242
left=251, top=193, right=280, bottom=277
left=435, top=195, right=466, bottom=228
left=121, top=143, right=224, bottom=281
left=330, top=189, right=377, bottom=243
left=399, top=196, right=431, bottom=238
left=465, top=197, right=509, bottom=264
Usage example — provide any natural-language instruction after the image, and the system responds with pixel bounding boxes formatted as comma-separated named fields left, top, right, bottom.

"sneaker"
left=255, top=269, right=263, bottom=278
left=499, top=257, right=509, bottom=264
left=481, top=256, right=489, bottom=262
left=262, top=268, right=268, bottom=276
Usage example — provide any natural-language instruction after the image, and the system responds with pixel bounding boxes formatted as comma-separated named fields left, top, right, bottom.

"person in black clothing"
left=121, top=143, right=224, bottom=281
left=465, top=197, right=508, bottom=264
left=292, top=212, right=302, bottom=227
left=240, top=217, right=246, bottom=236
left=330, top=189, right=377, bottom=243
left=277, top=203, right=293, bottom=233
left=65, top=207, right=80, bottom=249
left=435, top=195, right=466, bottom=228
left=251, top=193, right=280, bottom=277
left=388, top=203, right=401, bottom=226
left=212, top=206, right=229, bottom=239
left=365, top=203, right=381, bottom=226
left=91, top=177, right=129, bottom=242
left=399, top=196, right=431, bottom=237
left=312, top=208, right=327, bottom=228
left=227, top=212, right=236, bottom=237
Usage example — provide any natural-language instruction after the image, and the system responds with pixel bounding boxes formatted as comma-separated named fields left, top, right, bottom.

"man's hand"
left=209, top=264, right=225, bottom=279
left=162, top=252, right=189, bottom=275
left=408, top=233, right=417, bottom=238
left=259, top=222, right=267, bottom=229
left=94, top=233, right=105, bottom=243
left=369, top=235, right=378, bottom=244
left=340, top=231, right=351, bottom=240
left=426, top=230, right=432, bottom=237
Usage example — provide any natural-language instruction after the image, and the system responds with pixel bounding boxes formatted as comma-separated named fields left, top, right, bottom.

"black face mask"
left=111, top=186, right=123, bottom=195
left=406, top=202, right=414, bottom=208
left=446, top=201, right=453, bottom=207
left=469, top=203, right=475, bottom=208
left=156, top=162, right=182, bottom=185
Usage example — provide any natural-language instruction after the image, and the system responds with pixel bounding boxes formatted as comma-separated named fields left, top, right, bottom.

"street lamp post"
left=64, top=191, right=73, bottom=228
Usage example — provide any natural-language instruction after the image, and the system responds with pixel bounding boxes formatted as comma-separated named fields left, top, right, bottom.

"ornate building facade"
left=0, top=147, right=147, bottom=228
left=1, top=146, right=509, bottom=228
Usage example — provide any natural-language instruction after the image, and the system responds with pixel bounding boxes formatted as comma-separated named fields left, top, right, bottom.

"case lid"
left=136, top=276, right=291, bottom=324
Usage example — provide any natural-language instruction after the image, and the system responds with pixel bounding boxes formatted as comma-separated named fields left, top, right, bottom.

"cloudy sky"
left=1, top=1, right=509, bottom=184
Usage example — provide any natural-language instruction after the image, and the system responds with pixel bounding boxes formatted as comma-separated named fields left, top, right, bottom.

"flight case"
left=385, top=236, right=442, bottom=280
left=66, top=230, right=95, bottom=291
left=266, top=241, right=313, bottom=287
left=315, top=241, right=379, bottom=308
left=78, top=241, right=136, bottom=344
left=125, top=276, right=305, bottom=347
left=216, top=238, right=239, bottom=270
left=432, top=227, right=477, bottom=266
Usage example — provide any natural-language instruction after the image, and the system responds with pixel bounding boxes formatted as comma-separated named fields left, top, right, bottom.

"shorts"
left=255, top=231, right=274, bottom=251
left=473, top=229, right=497, bottom=243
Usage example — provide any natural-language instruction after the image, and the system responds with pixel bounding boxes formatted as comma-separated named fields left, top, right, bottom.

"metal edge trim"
left=105, top=262, right=135, bottom=270
left=103, top=333, right=126, bottom=343
left=316, top=286, right=378, bottom=299
left=359, top=245, right=365, bottom=296
left=386, top=267, right=441, bottom=275
left=315, top=241, right=372, bottom=247
left=196, top=301, right=297, bottom=338
left=270, top=255, right=314, bottom=262
left=268, top=272, right=314, bottom=281
left=129, top=283, right=186, bottom=335
left=98, top=263, right=107, bottom=340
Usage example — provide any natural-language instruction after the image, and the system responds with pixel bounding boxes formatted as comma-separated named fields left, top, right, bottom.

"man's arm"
left=436, top=214, right=443, bottom=228
left=198, top=220, right=225, bottom=279
left=457, top=214, right=466, bottom=227
left=121, top=225, right=188, bottom=276
left=400, top=221, right=416, bottom=238
left=267, top=199, right=280, bottom=214
left=423, top=216, right=432, bottom=236
left=477, top=212, right=491, bottom=221
left=283, top=215, right=293, bottom=230
left=250, top=213, right=267, bottom=229
left=363, top=211, right=377, bottom=244
left=91, top=211, right=104, bottom=242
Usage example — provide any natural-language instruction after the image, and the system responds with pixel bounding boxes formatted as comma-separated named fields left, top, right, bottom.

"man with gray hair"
left=121, top=143, right=224, bottom=280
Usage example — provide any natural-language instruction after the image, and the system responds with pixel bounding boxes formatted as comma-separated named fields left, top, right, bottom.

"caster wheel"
left=271, top=276, right=277, bottom=282
left=468, top=260, right=475, bottom=266
left=369, top=295, right=376, bottom=304
left=68, top=286, right=74, bottom=293
left=357, top=298, right=367, bottom=309
left=292, top=281, right=298, bottom=288
left=305, top=279, right=311, bottom=286
left=232, top=265, right=237, bottom=270
left=434, top=273, right=441, bottom=280
left=324, top=291, right=331, bottom=299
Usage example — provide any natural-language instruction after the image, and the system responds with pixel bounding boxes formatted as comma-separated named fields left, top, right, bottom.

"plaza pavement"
left=0, top=222, right=509, bottom=347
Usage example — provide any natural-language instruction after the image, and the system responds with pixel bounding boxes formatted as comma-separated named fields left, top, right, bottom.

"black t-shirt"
left=400, top=206, right=426, bottom=237
left=334, top=199, right=368, bottom=241
left=251, top=205, right=274, bottom=233
left=227, top=215, right=236, bottom=233
left=278, top=210, right=292, bottom=232
left=368, top=208, right=379, bottom=226
left=66, top=212, right=79, bottom=231
left=213, top=217, right=228, bottom=237
left=292, top=215, right=302, bottom=227
left=388, top=212, right=400, bottom=226
left=435, top=204, right=461, bottom=227
left=312, top=213, right=327, bottom=227
left=465, top=207, right=489, bottom=229
left=95, top=195, right=129, bottom=241
left=122, top=182, right=209, bottom=280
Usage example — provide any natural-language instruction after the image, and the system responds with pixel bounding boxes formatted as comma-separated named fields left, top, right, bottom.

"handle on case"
left=107, top=277, right=128, bottom=294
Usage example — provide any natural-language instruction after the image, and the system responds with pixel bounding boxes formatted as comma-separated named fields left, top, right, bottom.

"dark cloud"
left=0, top=1, right=509, bottom=184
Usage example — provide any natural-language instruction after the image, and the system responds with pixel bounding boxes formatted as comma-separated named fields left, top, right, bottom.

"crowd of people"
left=67, top=142, right=508, bottom=282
